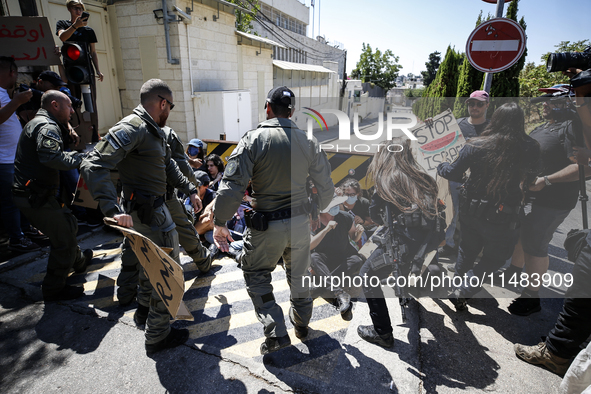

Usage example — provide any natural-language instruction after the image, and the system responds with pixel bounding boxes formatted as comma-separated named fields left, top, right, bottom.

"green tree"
left=453, top=12, right=486, bottom=119
left=413, top=45, right=462, bottom=119
left=230, top=0, right=259, bottom=34
left=351, top=43, right=401, bottom=93
left=489, top=0, right=527, bottom=98
left=420, top=51, right=441, bottom=87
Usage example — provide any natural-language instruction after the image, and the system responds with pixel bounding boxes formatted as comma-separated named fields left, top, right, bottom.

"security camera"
left=173, top=6, right=192, bottom=24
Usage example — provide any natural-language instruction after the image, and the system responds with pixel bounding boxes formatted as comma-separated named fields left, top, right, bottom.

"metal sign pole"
left=482, top=0, right=506, bottom=93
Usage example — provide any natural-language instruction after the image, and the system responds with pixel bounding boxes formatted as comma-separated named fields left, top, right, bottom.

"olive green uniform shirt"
left=213, top=117, right=333, bottom=225
left=14, top=109, right=82, bottom=190
left=80, top=105, right=196, bottom=217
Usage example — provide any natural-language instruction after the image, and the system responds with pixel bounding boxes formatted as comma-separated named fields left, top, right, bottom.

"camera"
left=546, top=46, right=591, bottom=73
left=59, top=86, right=83, bottom=108
left=19, top=84, right=43, bottom=103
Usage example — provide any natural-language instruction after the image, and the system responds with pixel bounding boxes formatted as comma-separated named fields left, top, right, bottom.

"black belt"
left=123, top=194, right=165, bottom=209
left=260, top=205, right=309, bottom=221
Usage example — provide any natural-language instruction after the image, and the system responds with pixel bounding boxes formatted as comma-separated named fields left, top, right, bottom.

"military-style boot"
left=514, top=342, right=570, bottom=376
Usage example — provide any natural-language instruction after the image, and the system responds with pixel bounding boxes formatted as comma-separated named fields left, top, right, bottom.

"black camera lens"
left=546, top=47, right=591, bottom=73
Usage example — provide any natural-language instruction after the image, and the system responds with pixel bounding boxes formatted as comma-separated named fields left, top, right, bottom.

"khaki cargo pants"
left=117, top=205, right=179, bottom=344
left=13, top=195, right=86, bottom=297
left=241, top=214, right=312, bottom=338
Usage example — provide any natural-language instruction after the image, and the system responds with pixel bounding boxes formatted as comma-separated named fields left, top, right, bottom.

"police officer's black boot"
left=260, top=335, right=291, bottom=355
left=357, top=325, right=394, bottom=348
left=145, top=328, right=190, bottom=356
left=289, top=315, right=308, bottom=339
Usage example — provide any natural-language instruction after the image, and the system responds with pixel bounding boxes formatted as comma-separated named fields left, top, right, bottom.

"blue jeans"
left=0, top=163, right=23, bottom=242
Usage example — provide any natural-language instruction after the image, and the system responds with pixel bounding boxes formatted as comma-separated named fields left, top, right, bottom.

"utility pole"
left=311, top=0, right=315, bottom=38
left=482, top=0, right=506, bottom=93
left=340, top=50, right=347, bottom=111
left=318, top=0, right=320, bottom=35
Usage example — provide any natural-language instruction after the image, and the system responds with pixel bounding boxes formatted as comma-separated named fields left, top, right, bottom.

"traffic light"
left=61, top=42, right=92, bottom=84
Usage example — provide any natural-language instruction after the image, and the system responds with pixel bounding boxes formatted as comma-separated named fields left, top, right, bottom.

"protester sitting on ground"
left=357, top=138, right=445, bottom=349
left=186, top=138, right=206, bottom=171
left=205, top=153, right=224, bottom=191
left=338, top=178, right=374, bottom=232
left=193, top=170, right=216, bottom=238
left=437, top=102, right=541, bottom=312
left=309, top=195, right=364, bottom=319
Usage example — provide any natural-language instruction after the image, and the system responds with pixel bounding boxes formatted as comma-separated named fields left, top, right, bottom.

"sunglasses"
left=467, top=101, right=487, bottom=108
left=158, top=95, right=175, bottom=110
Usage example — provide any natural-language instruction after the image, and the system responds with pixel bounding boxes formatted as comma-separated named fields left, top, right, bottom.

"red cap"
left=466, top=90, right=490, bottom=102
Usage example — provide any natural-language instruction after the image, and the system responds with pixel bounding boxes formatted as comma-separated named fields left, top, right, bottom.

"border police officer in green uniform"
left=13, top=90, right=92, bottom=302
left=213, top=86, right=334, bottom=355
left=163, top=125, right=212, bottom=273
left=80, top=79, right=202, bottom=355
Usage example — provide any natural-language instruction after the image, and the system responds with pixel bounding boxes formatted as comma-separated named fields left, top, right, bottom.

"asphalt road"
left=1, top=183, right=589, bottom=393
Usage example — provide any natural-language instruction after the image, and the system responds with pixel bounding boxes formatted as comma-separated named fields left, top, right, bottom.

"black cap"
left=194, top=170, right=210, bottom=187
left=266, top=86, right=295, bottom=109
left=38, top=71, right=67, bottom=86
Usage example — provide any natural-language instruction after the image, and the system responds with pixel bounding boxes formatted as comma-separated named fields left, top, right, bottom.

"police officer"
left=80, top=79, right=201, bottom=355
left=13, top=90, right=92, bottom=301
left=437, top=102, right=541, bottom=311
left=162, top=125, right=212, bottom=273
left=212, top=86, right=333, bottom=355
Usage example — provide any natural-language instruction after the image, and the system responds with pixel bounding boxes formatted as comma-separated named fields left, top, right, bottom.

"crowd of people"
left=1, top=8, right=591, bottom=388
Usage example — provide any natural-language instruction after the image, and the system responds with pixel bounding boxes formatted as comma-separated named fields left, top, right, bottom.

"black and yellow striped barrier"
left=204, top=139, right=374, bottom=189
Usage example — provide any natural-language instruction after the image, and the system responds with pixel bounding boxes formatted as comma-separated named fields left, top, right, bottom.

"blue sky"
left=304, top=0, right=590, bottom=76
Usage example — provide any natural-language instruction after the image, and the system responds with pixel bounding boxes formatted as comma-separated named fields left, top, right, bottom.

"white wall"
left=111, top=0, right=274, bottom=143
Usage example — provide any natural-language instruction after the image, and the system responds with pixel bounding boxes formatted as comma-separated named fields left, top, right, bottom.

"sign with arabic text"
left=0, top=16, right=61, bottom=66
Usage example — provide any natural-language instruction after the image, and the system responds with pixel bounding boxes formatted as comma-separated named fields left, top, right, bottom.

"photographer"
left=437, top=102, right=541, bottom=311
left=504, top=86, right=589, bottom=317
left=56, top=0, right=103, bottom=83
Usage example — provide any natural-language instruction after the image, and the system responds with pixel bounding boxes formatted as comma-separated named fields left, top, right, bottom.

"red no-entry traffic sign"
left=466, top=17, right=526, bottom=73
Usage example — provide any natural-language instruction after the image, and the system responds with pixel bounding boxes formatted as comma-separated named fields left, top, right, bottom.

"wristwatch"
left=543, top=176, right=552, bottom=186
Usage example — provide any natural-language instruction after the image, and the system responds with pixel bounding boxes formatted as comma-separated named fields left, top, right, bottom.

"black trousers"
left=310, top=251, right=364, bottom=294
left=546, top=241, right=591, bottom=359
left=359, top=253, right=442, bottom=336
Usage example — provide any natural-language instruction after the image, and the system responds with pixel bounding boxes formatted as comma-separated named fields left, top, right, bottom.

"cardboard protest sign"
left=72, top=175, right=99, bottom=209
left=0, top=17, right=61, bottom=66
left=410, top=109, right=467, bottom=229
left=104, top=218, right=193, bottom=321
left=410, top=109, right=466, bottom=177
